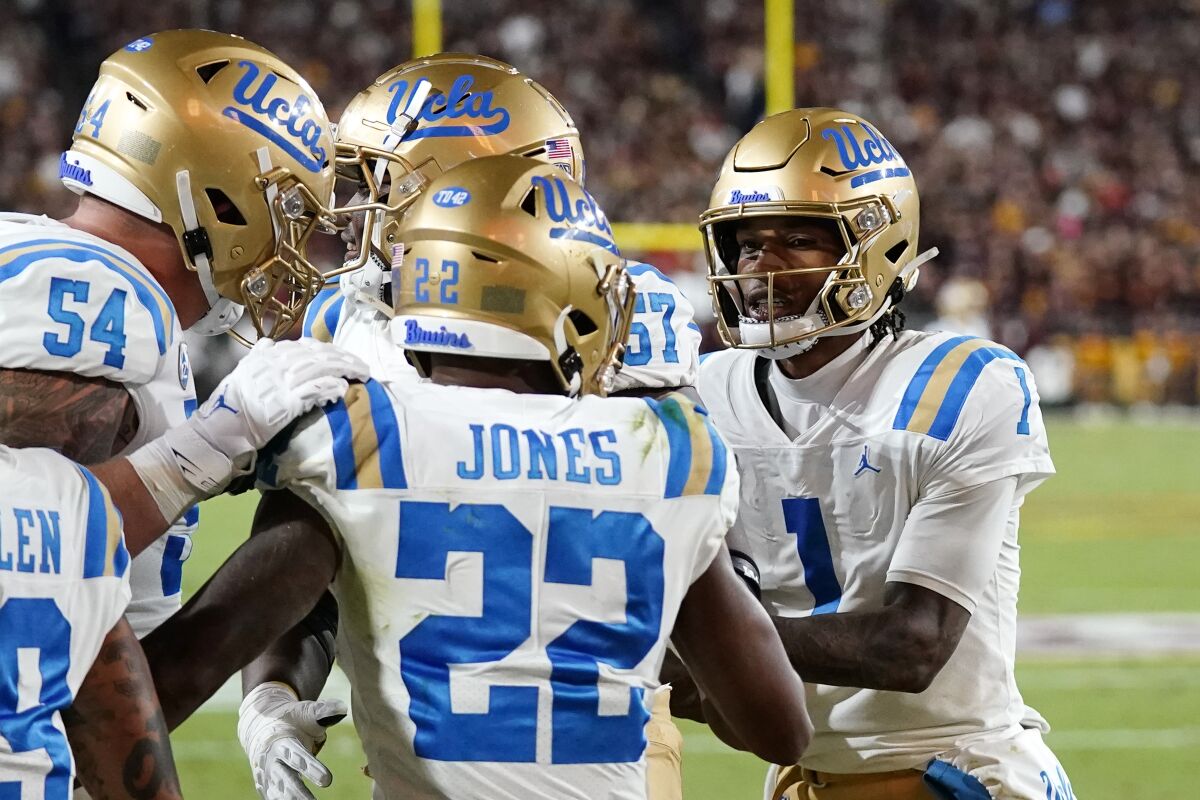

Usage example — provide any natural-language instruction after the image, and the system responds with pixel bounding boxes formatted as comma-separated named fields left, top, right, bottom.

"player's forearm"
left=241, top=620, right=335, bottom=701
left=89, top=457, right=171, bottom=556
left=145, top=495, right=339, bottom=729
left=64, top=619, right=184, bottom=800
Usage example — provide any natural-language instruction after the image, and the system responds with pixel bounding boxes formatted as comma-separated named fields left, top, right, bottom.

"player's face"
left=734, top=216, right=844, bottom=321
left=340, top=176, right=393, bottom=261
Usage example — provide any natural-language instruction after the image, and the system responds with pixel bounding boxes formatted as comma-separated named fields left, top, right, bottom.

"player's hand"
left=192, top=338, right=368, bottom=471
left=238, top=682, right=348, bottom=800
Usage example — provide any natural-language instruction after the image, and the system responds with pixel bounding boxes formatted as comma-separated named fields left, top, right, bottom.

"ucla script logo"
left=223, top=61, right=328, bottom=173
left=385, top=75, right=511, bottom=140
left=533, top=175, right=618, bottom=255
left=820, top=123, right=911, bottom=188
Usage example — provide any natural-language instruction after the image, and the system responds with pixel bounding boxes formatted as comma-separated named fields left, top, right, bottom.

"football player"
left=239, top=54, right=702, bottom=800
left=142, top=155, right=811, bottom=800
left=0, top=336, right=365, bottom=800
left=676, top=107, right=1075, bottom=799
left=0, top=29, right=366, bottom=798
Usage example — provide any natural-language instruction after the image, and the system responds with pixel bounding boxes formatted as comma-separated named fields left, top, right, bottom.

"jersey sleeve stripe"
left=0, top=239, right=174, bottom=354
left=701, top=413, right=728, bottom=496
left=892, top=334, right=977, bottom=431
left=642, top=396, right=692, bottom=497
left=302, top=283, right=343, bottom=342
left=78, top=465, right=128, bottom=579
left=894, top=337, right=1025, bottom=440
left=324, top=380, right=407, bottom=491
left=322, top=396, right=358, bottom=490
left=1014, top=366, right=1033, bottom=435
left=363, top=378, right=407, bottom=489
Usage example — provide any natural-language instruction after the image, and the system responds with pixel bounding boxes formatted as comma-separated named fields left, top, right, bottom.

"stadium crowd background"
left=3, top=0, right=1198, bottom=407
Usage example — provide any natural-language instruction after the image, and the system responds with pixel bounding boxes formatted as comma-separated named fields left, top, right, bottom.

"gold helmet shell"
left=700, top=107, right=935, bottom=356
left=61, top=29, right=338, bottom=337
left=389, top=154, right=632, bottom=397
left=333, top=53, right=583, bottom=276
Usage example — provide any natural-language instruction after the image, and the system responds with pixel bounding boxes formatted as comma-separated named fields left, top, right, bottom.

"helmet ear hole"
left=885, top=240, right=909, bottom=264
left=205, top=188, right=247, bottom=225
left=567, top=308, right=598, bottom=336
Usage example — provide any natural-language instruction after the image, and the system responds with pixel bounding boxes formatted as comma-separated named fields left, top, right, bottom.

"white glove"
left=238, top=682, right=349, bottom=800
left=128, top=338, right=369, bottom=522
left=192, top=338, right=368, bottom=468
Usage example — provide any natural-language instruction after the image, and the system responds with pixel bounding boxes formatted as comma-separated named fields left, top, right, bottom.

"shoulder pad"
left=641, top=391, right=728, bottom=498
left=891, top=334, right=1027, bottom=441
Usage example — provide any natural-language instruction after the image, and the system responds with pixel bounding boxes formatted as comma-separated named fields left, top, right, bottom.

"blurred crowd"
left=2, top=0, right=1198, bottom=406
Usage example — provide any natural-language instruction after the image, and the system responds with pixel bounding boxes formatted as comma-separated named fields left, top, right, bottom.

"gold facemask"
left=700, top=108, right=936, bottom=355
left=62, top=29, right=339, bottom=338
left=389, top=155, right=633, bottom=397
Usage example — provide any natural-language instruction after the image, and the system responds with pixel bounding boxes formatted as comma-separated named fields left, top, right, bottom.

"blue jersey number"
left=781, top=497, right=842, bottom=614
left=43, top=277, right=127, bottom=368
left=0, top=598, right=74, bottom=800
left=625, top=292, right=679, bottom=366
left=395, top=501, right=664, bottom=764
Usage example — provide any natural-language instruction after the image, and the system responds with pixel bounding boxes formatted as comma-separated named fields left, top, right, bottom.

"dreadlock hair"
left=867, top=278, right=908, bottom=350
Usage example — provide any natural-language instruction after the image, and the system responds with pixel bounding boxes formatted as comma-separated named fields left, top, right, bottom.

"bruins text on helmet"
left=61, top=29, right=339, bottom=338
left=389, top=154, right=633, bottom=397
left=700, top=107, right=938, bottom=359
left=330, top=53, right=583, bottom=309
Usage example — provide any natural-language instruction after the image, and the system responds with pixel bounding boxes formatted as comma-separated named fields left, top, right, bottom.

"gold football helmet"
left=700, top=107, right=938, bottom=357
left=332, top=53, right=583, bottom=292
left=390, top=155, right=632, bottom=397
left=61, top=29, right=338, bottom=337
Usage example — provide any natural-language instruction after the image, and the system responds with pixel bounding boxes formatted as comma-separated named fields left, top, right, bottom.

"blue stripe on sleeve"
left=701, top=413, right=727, bottom=496
left=0, top=239, right=173, bottom=353
left=926, top=346, right=1023, bottom=441
left=323, top=397, right=357, bottom=490
left=364, top=378, right=407, bottom=489
left=643, top=397, right=692, bottom=498
left=182, top=505, right=200, bottom=527
left=77, top=466, right=114, bottom=579
left=1014, top=366, right=1032, bottom=436
left=892, top=335, right=977, bottom=431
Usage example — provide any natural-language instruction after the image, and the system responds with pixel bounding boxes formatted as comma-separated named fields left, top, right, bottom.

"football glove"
left=238, top=682, right=348, bottom=800
left=128, top=338, right=368, bottom=523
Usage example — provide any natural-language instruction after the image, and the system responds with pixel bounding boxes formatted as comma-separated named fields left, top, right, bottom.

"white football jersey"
left=0, top=445, right=130, bottom=798
left=0, top=214, right=197, bottom=636
left=612, top=262, right=701, bottom=392
left=300, top=258, right=702, bottom=391
left=698, top=330, right=1055, bottom=773
left=259, top=378, right=737, bottom=800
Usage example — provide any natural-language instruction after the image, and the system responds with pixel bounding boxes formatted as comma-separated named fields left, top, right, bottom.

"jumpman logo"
left=209, top=390, right=240, bottom=416
left=854, top=444, right=881, bottom=477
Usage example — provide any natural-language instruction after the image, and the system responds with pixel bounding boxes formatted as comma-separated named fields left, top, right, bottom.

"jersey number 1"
left=781, top=497, right=842, bottom=615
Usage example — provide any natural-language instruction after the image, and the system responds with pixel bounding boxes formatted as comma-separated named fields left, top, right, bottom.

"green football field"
left=170, top=418, right=1200, bottom=799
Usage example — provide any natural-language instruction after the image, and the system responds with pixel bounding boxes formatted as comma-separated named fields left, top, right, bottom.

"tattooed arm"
left=64, top=618, right=183, bottom=800
left=0, top=367, right=136, bottom=463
